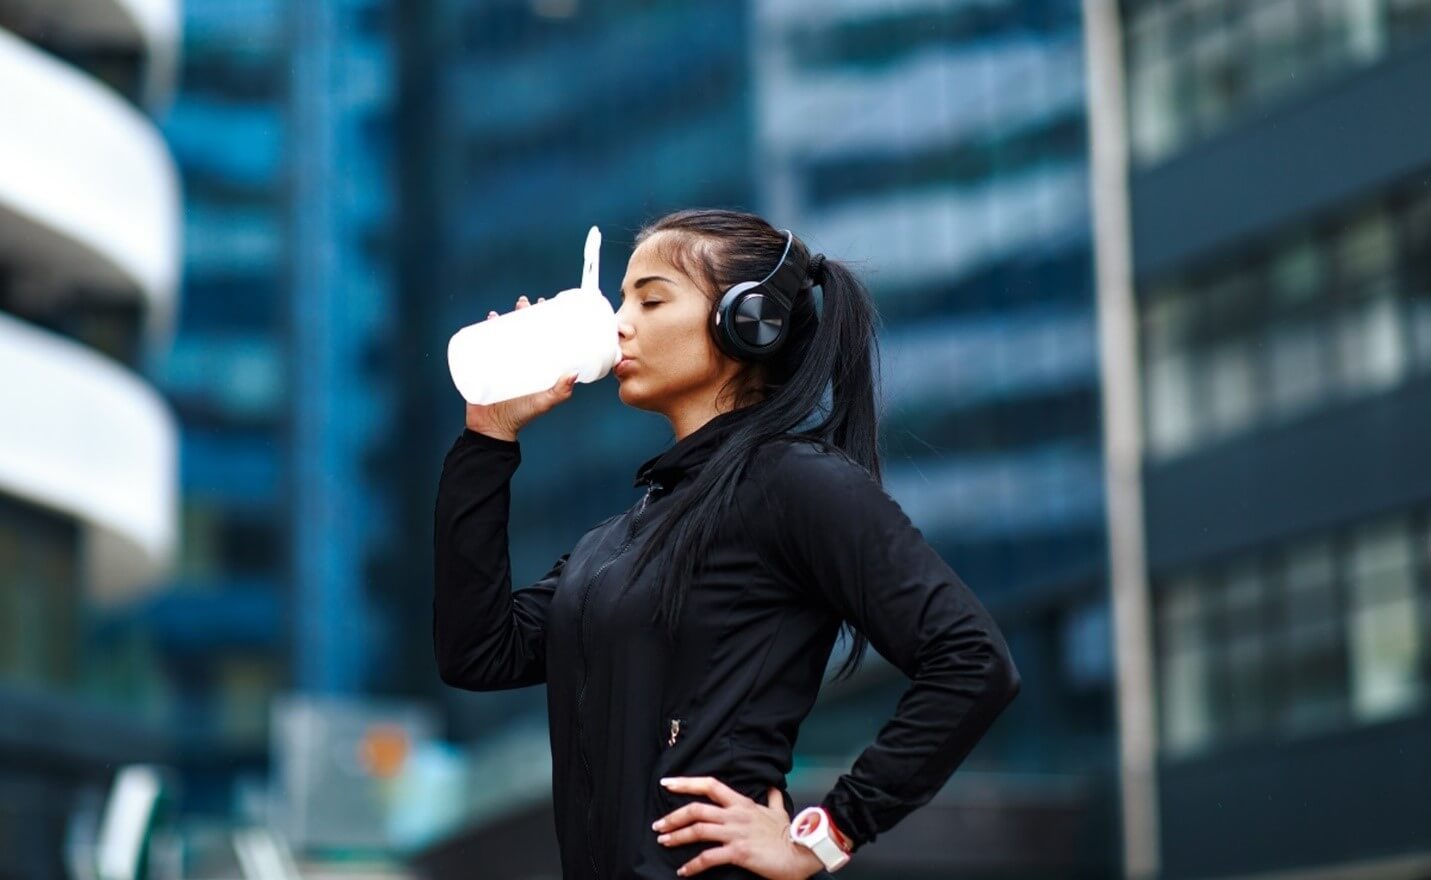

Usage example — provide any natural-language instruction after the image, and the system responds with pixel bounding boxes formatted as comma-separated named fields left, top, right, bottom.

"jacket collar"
left=632, top=405, right=760, bottom=489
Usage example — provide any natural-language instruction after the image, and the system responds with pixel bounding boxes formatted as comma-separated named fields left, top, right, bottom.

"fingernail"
left=651, top=820, right=662, bottom=830
left=660, top=778, right=674, bottom=786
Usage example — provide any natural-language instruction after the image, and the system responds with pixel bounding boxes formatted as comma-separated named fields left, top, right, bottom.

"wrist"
left=789, top=840, right=825, bottom=878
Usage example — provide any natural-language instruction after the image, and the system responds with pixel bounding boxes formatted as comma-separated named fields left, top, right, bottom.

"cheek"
left=645, top=309, right=721, bottom=381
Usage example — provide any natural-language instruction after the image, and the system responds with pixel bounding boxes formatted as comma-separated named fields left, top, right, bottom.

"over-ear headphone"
left=711, top=229, right=809, bottom=362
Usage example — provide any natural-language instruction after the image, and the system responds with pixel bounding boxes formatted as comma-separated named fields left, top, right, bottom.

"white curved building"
left=0, top=9, right=181, bottom=603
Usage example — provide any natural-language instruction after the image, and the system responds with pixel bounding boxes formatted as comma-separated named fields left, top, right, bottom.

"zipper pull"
left=668, top=718, right=681, bottom=747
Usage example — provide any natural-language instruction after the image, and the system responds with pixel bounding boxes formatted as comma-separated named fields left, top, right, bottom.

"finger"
left=551, top=371, right=578, bottom=395
left=537, top=297, right=546, bottom=303
left=653, top=802, right=723, bottom=832
left=661, top=777, right=744, bottom=808
left=487, top=310, right=499, bottom=320
left=677, top=844, right=740, bottom=877
left=657, top=821, right=732, bottom=847
left=516, top=295, right=530, bottom=308
left=767, top=787, right=783, bottom=812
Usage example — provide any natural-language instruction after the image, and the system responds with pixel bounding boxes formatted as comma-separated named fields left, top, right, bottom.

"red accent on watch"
left=826, top=814, right=854, bottom=853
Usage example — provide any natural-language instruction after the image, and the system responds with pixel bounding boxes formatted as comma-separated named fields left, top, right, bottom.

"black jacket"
left=434, top=405, right=1021, bottom=879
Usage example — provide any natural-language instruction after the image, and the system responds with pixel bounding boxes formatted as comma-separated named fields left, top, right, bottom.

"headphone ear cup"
left=713, top=281, right=788, bottom=361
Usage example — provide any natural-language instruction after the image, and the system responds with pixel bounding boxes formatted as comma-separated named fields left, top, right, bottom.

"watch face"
left=794, top=810, right=824, bottom=838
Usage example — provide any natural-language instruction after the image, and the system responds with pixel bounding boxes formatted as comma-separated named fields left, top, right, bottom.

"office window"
left=1146, top=353, right=1199, bottom=457
left=1266, top=319, right=1325, bottom=418
left=1061, top=598, right=1112, bottom=691
left=1143, top=288, right=1199, bottom=457
left=1246, top=0, right=1301, bottom=103
left=1334, top=291, right=1406, bottom=394
left=1336, top=208, right=1398, bottom=296
left=1127, top=6, right=1180, bottom=163
left=1345, top=0, right=1389, bottom=61
left=1158, top=575, right=1213, bottom=755
left=1270, top=235, right=1323, bottom=307
left=1141, top=182, right=1431, bottom=461
left=1421, top=517, right=1431, bottom=690
left=1190, top=10, right=1238, bottom=135
left=1126, top=0, right=1431, bottom=164
left=1346, top=515, right=1424, bottom=721
left=0, top=497, right=80, bottom=689
left=1275, top=538, right=1344, bottom=733
left=1214, top=558, right=1268, bottom=738
left=1389, top=0, right=1431, bottom=39
left=1402, top=189, right=1431, bottom=369
left=1332, top=208, right=1403, bottom=395
left=1203, top=336, right=1256, bottom=439
left=1159, top=505, right=1431, bottom=757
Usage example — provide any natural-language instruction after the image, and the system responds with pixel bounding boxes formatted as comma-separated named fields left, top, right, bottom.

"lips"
left=615, top=356, right=636, bottom=377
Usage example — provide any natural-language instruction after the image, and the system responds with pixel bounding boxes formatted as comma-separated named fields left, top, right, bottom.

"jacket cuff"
left=457, top=427, right=520, bottom=451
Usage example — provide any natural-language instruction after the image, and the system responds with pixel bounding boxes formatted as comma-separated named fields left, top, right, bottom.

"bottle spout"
left=581, top=226, right=601, bottom=291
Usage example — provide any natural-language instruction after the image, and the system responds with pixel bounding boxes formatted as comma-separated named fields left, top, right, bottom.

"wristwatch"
left=789, top=806, right=852, bottom=872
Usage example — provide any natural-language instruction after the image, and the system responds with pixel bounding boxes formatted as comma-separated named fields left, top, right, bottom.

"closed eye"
left=641, top=301, right=662, bottom=309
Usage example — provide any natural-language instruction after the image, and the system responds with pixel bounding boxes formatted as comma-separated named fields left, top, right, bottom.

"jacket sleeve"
left=434, top=427, right=565, bottom=691
left=754, top=440, right=1021, bottom=853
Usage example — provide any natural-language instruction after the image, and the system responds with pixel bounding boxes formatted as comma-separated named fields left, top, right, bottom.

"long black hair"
left=625, top=208, right=885, bottom=683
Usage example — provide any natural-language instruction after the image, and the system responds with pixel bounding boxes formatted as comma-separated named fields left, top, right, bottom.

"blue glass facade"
left=138, top=0, right=289, bottom=760
left=116, top=0, right=402, bottom=813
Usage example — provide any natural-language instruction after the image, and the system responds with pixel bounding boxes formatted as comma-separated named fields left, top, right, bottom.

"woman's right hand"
left=464, top=295, right=578, bottom=442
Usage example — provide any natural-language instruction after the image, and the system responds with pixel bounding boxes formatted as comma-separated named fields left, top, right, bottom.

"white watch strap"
left=789, top=807, right=851, bottom=872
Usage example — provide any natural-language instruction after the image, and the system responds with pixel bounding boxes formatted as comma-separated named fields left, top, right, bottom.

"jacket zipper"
left=575, top=478, right=662, bottom=880
left=668, top=717, right=683, bottom=747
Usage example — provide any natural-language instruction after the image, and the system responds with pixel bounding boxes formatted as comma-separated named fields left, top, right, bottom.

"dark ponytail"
left=625, top=208, right=885, bottom=683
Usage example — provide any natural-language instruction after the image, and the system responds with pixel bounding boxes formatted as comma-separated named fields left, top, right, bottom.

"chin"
left=617, top=379, right=651, bottom=410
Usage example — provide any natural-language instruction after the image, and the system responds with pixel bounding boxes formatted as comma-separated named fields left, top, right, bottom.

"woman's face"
left=614, top=232, right=738, bottom=416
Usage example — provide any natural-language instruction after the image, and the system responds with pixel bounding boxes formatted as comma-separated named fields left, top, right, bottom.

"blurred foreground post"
left=1080, top=1, right=1160, bottom=878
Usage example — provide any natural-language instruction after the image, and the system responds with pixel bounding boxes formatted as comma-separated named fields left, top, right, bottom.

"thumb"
left=552, top=371, right=578, bottom=396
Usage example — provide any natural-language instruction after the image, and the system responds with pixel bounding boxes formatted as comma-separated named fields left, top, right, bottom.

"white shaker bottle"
left=448, top=226, right=623, bottom=405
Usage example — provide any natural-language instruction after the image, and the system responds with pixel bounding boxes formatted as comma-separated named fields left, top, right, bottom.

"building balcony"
left=0, top=26, right=181, bottom=335
left=0, top=313, right=178, bottom=604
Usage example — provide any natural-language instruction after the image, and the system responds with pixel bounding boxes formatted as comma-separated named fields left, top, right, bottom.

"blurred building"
left=122, top=0, right=401, bottom=823
left=1113, top=1, right=1431, bottom=877
left=405, top=2, right=1118, bottom=879
left=287, top=0, right=403, bottom=704
left=0, top=0, right=183, bottom=876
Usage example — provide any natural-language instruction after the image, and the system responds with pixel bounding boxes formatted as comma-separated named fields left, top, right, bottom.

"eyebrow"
left=620, top=276, right=675, bottom=299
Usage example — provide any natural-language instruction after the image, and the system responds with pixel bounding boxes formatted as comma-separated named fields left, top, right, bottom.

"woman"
left=434, top=209, right=1021, bottom=880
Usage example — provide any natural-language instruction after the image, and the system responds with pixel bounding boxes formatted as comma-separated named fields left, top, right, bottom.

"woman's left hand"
left=653, top=777, right=826, bottom=879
